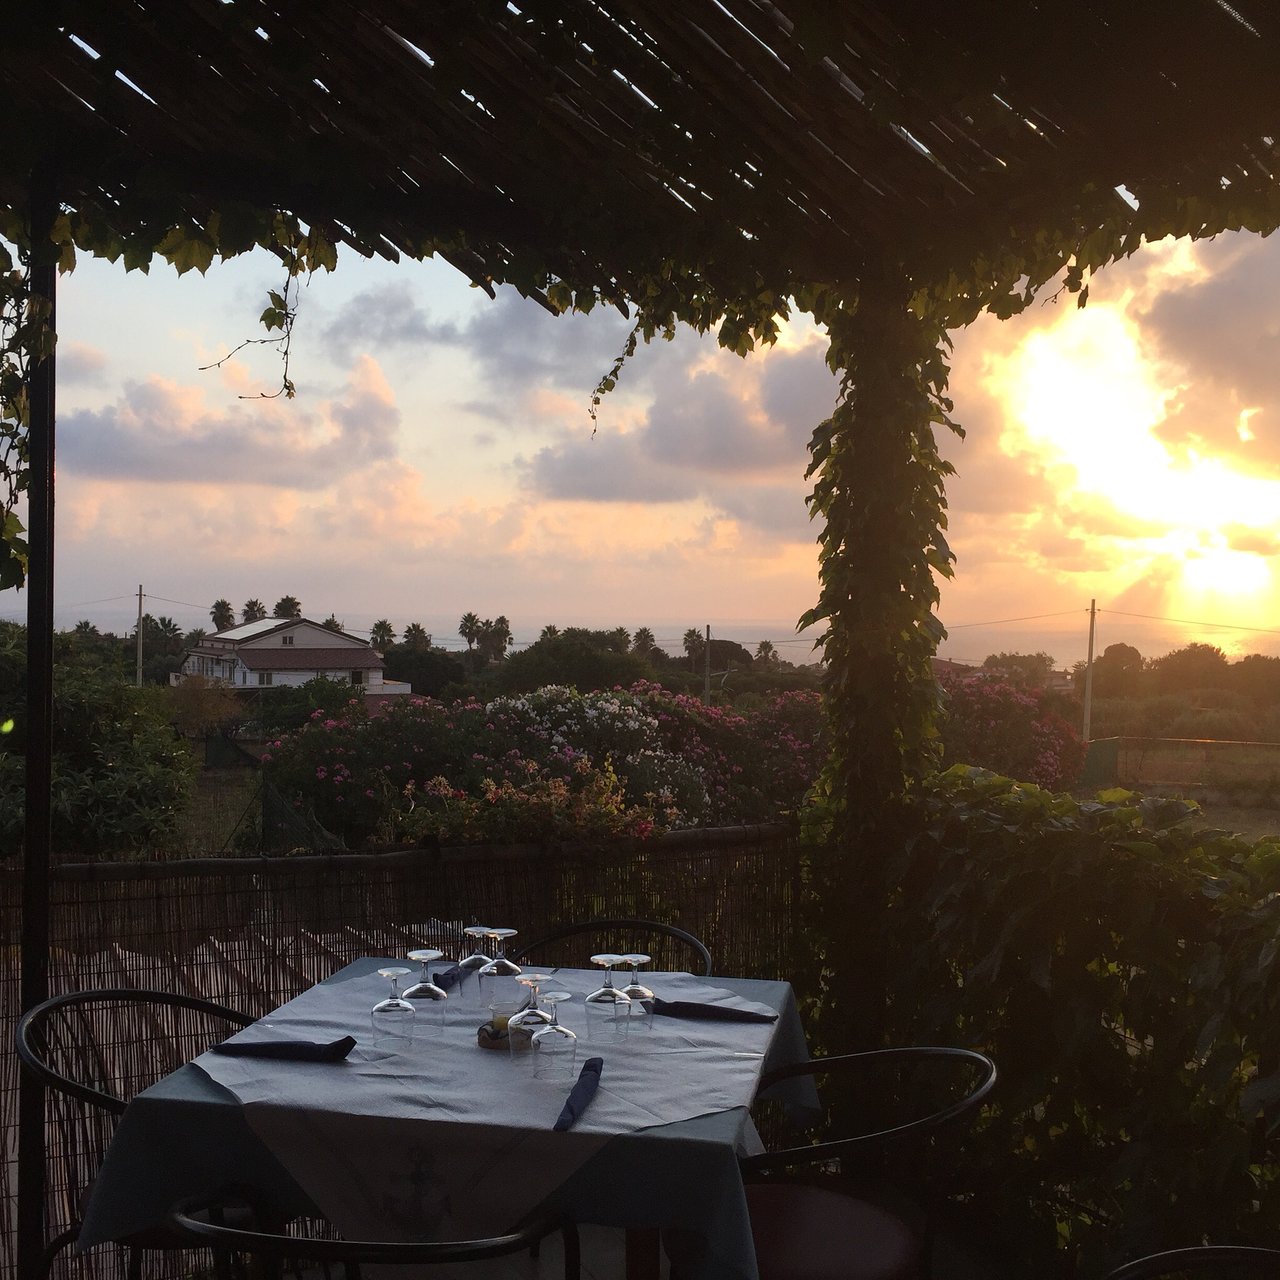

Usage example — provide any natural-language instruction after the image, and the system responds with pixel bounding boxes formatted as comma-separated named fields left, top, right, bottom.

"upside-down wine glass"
left=458, top=925, right=493, bottom=973
left=507, top=973, right=554, bottom=1058
left=404, top=948, right=447, bottom=1032
left=585, top=954, right=631, bottom=1036
left=531, top=992, right=578, bottom=1080
left=371, top=966, right=415, bottom=1048
left=619, top=952, right=654, bottom=1031
left=458, top=924, right=493, bottom=1008
left=478, top=928, right=521, bottom=976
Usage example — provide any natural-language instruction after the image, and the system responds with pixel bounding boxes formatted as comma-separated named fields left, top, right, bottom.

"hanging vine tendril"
left=0, top=238, right=45, bottom=591
left=198, top=259, right=301, bottom=400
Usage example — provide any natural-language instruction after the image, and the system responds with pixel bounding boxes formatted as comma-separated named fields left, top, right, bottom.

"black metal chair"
left=169, top=1195, right=581, bottom=1280
left=741, top=1047, right=998, bottom=1280
left=15, top=987, right=256, bottom=1278
left=1101, top=1246, right=1280, bottom=1278
left=510, top=917, right=713, bottom=976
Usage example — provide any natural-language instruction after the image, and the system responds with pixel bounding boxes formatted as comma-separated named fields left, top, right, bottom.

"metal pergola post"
left=17, top=168, right=58, bottom=1280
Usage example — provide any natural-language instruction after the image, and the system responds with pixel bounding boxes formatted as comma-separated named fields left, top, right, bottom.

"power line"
left=1101, top=608, right=1280, bottom=637
left=145, top=593, right=211, bottom=611
left=943, top=609, right=1084, bottom=630
left=58, top=593, right=134, bottom=610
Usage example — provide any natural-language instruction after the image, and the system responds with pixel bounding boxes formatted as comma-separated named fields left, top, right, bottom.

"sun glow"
left=989, top=303, right=1280, bottom=616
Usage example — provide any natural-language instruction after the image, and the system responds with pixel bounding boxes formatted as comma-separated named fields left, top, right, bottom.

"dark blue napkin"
left=210, top=1034, right=357, bottom=1062
left=432, top=963, right=465, bottom=991
left=553, top=1057, right=604, bottom=1131
left=647, top=998, right=777, bottom=1024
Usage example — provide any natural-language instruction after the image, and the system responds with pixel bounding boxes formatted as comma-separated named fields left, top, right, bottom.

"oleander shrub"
left=939, top=671, right=1085, bottom=788
left=806, top=766, right=1280, bottom=1275
left=263, top=684, right=824, bottom=846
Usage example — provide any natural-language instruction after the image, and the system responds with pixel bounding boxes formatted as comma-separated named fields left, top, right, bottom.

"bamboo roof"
left=8, top=2, right=1280, bottom=305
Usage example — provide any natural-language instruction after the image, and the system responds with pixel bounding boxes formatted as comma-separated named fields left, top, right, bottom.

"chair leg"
left=38, top=1226, right=82, bottom=1280
left=562, top=1223, right=581, bottom=1280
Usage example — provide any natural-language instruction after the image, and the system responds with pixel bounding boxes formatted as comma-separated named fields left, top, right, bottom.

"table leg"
left=625, top=1226, right=662, bottom=1280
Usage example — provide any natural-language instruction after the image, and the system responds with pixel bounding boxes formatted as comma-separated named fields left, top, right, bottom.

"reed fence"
left=2, top=825, right=803, bottom=1280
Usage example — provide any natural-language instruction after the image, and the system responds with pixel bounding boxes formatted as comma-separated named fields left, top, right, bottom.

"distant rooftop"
left=213, top=618, right=290, bottom=641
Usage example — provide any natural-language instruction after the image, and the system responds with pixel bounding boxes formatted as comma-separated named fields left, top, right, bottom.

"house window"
left=257, top=672, right=273, bottom=686
left=351, top=669, right=365, bottom=685
left=282, top=635, right=294, bottom=645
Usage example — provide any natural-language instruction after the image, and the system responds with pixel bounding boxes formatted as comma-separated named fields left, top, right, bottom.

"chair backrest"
left=15, top=988, right=255, bottom=1114
left=1101, top=1246, right=1280, bottom=1279
left=15, top=987, right=255, bottom=1268
left=169, top=1199, right=580, bottom=1280
left=745, top=1046, right=998, bottom=1175
left=509, top=917, right=713, bottom=976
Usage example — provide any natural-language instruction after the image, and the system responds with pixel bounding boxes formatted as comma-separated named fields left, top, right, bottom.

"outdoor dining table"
left=77, top=956, right=814, bottom=1280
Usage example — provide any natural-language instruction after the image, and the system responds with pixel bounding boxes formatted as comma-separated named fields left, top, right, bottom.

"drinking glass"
left=487, top=991, right=525, bottom=1046
left=458, top=925, right=493, bottom=973
left=371, top=966, right=415, bottom=1048
left=404, top=948, right=447, bottom=1032
left=478, top=928, right=521, bottom=977
left=532, top=992, right=578, bottom=1080
left=585, top=954, right=631, bottom=1037
left=618, top=952, right=654, bottom=1032
left=457, top=925, right=493, bottom=1008
left=507, top=973, right=554, bottom=1058
left=478, top=927, right=521, bottom=1001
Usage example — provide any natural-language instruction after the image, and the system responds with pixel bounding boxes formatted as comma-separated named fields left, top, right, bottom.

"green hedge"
left=806, top=767, right=1280, bottom=1274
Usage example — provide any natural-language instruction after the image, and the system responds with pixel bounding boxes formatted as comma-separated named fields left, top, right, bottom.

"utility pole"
left=703, top=623, right=711, bottom=705
left=135, top=584, right=144, bottom=688
left=1082, top=598, right=1097, bottom=742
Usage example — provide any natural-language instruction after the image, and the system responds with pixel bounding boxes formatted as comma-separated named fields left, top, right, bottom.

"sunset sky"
left=3, top=227, right=1279, bottom=669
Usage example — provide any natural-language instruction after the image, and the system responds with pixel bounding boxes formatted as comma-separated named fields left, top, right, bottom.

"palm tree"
left=476, top=616, right=512, bottom=665
left=631, top=626, right=656, bottom=657
left=273, top=595, right=302, bottom=619
left=210, top=598, right=235, bottom=631
left=755, top=639, right=778, bottom=668
left=242, top=598, right=267, bottom=623
left=72, top=619, right=99, bottom=640
left=402, top=622, right=430, bottom=649
left=156, top=616, right=183, bottom=652
left=370, top=619, right=396, bottom=650
left=683, top=628, right=704, bottom=672
left=458, top=612, right=480, bottom=655
left=539, top=624, right=560, bottom=642
left=491, top=615, right=513, bottom=660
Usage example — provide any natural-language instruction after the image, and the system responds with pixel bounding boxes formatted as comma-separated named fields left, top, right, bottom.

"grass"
left=174, top=767, right=260, bottom=855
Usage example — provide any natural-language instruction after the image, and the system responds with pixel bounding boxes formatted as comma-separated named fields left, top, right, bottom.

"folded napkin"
left=553, top=1057, right=604, bottom=1131
left=432, top=963, right=465, bottom=991
left=646, top=998, right=777, bottom=1024
left=209, top=1034, right=357, bottom=1062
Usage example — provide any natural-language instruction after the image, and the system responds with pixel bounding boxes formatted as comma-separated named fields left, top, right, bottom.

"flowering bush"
left=263, top=684, right=825, bottom=847
left=939, top=673, right=1085, bottom=789
left=398, top=758, right=654, bottom=845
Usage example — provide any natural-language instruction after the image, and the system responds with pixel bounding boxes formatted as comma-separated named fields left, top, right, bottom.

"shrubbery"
left=263, top=684, right=825, bottom=846
left=939, top=671, right=1085, bottom=789
left=0, top=651, right=196, bottom=858
left=808, top=767, right=1280, bottom=1274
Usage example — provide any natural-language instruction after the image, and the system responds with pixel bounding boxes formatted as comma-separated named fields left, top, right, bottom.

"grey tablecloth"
left=79, top=958, right=813, bottom=1280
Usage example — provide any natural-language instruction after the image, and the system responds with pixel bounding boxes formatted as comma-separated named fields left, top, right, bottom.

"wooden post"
left=18, top=165, right=58, bottom=1280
